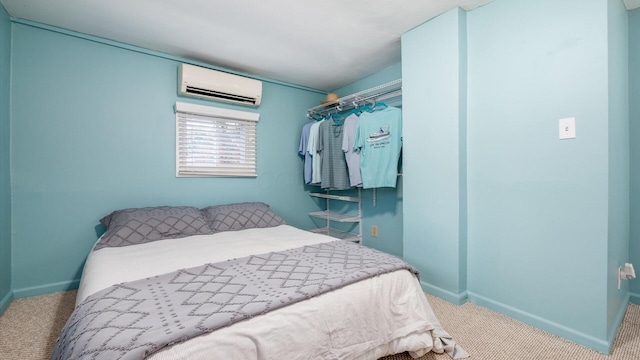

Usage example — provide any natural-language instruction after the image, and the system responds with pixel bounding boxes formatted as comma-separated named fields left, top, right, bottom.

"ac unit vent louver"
left=184, top=86, right=258, bottom=105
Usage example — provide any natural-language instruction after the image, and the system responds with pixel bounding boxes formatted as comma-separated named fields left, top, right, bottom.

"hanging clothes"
left=307, top=119, right=324, bottom=185
left=341, top=113, right=362, bottom=187
left=318, top=119, right=351, bottom=190
left=354, top=106, right=402, bottom=189
left=298, top=121, right=314, bottom=184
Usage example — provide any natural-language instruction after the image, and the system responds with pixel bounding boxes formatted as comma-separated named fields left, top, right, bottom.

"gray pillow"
left=95, top=206, right=212, bottom=250
left=201, top=202, right=286, bottom=233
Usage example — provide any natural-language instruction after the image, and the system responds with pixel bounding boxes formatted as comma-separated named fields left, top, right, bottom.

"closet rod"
left=307, top=78, right=402, bottom=118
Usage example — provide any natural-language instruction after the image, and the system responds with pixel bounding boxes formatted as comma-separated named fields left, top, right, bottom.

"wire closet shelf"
left=307, top=78, right=402, bottom=119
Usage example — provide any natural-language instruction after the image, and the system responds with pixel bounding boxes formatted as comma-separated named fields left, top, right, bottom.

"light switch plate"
left=559, top=117, right=576, bottom=140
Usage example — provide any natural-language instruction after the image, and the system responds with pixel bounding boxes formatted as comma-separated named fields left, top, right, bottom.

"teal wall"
left=402, top=0, right=630, bottom=353
left=9, top=22, right=325, bottom=298
left=331, top=63, right=403, bottom=257
left=606, top=0, right=630, bottom=344
left=0, top=3, right=12, bottom=314
left=402, top=8, right=468, bottom=304
left=468, top=0, right=612, bottom=351
left=630, top=8, right=640, bottom=303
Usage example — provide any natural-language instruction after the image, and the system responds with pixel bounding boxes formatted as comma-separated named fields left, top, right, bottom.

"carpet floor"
left=1, top=290, right=639, bottom=359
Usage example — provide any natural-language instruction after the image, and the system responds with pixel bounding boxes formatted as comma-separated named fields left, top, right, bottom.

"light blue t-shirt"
left=307, top=120, right=324, bottom=184
left=298, top=122, right=314, bottom=184
left=354, top=107, right=402, bottom=189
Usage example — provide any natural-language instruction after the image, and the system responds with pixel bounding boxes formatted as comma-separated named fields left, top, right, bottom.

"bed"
left=52, top=203, right=468, bottom=360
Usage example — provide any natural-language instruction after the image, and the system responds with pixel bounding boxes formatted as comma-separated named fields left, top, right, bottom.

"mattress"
left=77, top=225, right=465, bottom=359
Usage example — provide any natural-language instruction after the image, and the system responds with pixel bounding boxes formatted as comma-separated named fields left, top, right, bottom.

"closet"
left=302, top=79, right=402, bottom=244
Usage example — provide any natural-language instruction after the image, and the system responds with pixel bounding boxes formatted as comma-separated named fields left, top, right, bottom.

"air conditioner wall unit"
left=178, top=64, right=262, bottom=107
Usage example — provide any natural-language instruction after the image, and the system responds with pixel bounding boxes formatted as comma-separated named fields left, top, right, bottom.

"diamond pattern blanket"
left=51, top=240, right=419, bottom=360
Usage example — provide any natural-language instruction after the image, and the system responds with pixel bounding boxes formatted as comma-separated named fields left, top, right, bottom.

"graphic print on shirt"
left=366, top=125, right=391, bottom=142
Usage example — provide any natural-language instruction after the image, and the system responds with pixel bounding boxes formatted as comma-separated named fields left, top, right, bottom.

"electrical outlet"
left=371, top=225, right=378, bottom=237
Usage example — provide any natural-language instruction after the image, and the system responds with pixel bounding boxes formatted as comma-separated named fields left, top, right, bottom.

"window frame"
left=175, top=101, right=260, bottom=178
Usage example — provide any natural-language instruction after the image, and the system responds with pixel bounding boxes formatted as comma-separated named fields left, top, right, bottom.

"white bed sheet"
left=77, top=225, right=454, bottom=360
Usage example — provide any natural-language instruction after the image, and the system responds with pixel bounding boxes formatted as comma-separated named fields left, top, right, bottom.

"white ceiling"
left=1, top=0, right=496, bottom=91
left=625, top=0, right=640, bottom=10
left=2, top=1, right=639, bottom=91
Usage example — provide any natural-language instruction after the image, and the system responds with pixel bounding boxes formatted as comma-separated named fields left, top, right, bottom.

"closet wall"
left=403, top=8, right=467, bottom=305
left=402, top=0, right=628, bottom=354
left=0, top=4, right=11, bottom=314
left=331, top=63, right=403, bottom=257
left=630, top=8, right=640, bottom=302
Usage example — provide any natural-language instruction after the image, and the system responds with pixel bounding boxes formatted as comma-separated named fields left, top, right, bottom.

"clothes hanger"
left=331, top=112, right=345, bottom=125
left=371, top=101, right=388, bottom=111
left=350, top=100, right=371, bottom=116
left=358, top=103, right=373, bottom=114
left=307, top=113, right=324, bottom=121
left=342, top=105, right=363, bottom=118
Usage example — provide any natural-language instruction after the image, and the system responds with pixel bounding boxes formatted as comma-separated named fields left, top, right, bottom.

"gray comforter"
left=51, top=240, right=419, bottom=360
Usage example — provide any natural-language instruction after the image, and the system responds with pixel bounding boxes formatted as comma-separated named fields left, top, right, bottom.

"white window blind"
left=175, top=102, right=259, bottom=177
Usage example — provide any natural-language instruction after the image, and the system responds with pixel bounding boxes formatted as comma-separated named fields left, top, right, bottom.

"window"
left=175, top=101, right=259, bottom=177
